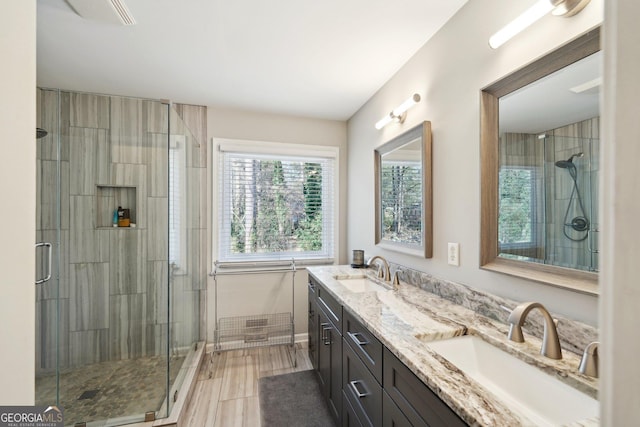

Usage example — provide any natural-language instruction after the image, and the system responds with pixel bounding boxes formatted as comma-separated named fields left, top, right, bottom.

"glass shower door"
left=34, top=89, right=175, bottom=426
left=35, top=88, right=63, bottom=409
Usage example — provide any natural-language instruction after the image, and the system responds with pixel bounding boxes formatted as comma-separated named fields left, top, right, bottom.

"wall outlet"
left=448, top=242, right=460, bottom=266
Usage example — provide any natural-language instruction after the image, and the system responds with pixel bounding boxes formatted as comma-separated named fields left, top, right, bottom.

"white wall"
left=600, top=0, right=640, bottom=422
left=0, top=1, right=36, bottom=404
left=206, top=107, right=347, bottom=342
left=347, top=0, right=603, bottom=326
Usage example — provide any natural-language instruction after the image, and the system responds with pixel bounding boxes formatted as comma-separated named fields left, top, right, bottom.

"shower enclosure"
left=498, top=118, right=600, bottom=272
left=35, top=89, right=206, bottom=426
left=544, top=133, right=599, bottom=271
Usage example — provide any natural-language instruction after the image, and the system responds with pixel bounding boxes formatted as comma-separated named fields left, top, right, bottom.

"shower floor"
left=36, top=355, right=185, bottom=426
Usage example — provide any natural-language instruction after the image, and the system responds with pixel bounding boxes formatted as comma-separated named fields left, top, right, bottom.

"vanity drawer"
left=383, top=347, right=467, bottom=427
left=343, top=390, right=367, bottom=427
left=382, top=390, right=412, bottom=427
left=343, top=336, right=382, bottom=427
left=344, top=309, right=383, bottom=384
left=314, top=277, right=343, bottom=332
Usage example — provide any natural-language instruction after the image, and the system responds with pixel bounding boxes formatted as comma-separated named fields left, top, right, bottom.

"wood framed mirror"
left=375, top=121, right=432, bottom=258
left=480, top=28, right=600, bottom=295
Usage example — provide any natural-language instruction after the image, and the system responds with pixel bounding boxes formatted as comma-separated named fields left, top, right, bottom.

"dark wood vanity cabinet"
left=308, top=276, right=467, bottom=427
left=310, top=276, right=343, bottom=425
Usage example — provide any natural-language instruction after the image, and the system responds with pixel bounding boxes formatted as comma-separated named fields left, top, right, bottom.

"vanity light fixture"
left=375, top=94, right=421, bottom=130
left=489, top=0, right=591, bottom=49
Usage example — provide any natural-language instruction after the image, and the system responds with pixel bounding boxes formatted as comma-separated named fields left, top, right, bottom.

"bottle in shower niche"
left=117, top=206, right=131, bottom=227
left=112, top=208, right=118, bottom=227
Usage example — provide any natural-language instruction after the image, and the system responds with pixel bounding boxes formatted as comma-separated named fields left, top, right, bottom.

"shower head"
left=36, top=128, right=48, bottom=139
left=555, top=152, right=583, bottom=169
left=568, top=152, right=584, bottom=162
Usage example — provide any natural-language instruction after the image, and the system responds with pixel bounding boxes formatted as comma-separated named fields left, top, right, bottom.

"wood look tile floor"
left=183, top=344, right=312, bottom=427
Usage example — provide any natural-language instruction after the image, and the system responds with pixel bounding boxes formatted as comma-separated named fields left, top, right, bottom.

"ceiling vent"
left=65, top=0, right=137, bottom=26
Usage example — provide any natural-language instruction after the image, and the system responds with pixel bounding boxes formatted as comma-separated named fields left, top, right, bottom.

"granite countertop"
left=307, top=265, right=599, bottom=427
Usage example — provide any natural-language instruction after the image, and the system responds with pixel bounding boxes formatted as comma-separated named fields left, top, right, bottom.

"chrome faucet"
left=367, top=255, right=391, bottom=282
left=507, top=302, right=563, bottom=360
left=579, top=341, right=599, bottom=378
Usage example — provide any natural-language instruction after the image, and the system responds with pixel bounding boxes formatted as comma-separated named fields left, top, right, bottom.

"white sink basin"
left=425, top=335, right=598, bottom=426
left=334, top=275, right=390, bottom=293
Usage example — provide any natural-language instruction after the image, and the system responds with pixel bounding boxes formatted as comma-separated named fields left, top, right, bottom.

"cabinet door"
left=318, top=309, right=331, bottom=392
left=318, top=307, right=342, bottom=425
left=329, top=314, right=343, bottom=424
left=308, top=284, right=318, bottom=370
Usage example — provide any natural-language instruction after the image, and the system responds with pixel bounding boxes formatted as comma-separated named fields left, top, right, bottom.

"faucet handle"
left=392, top=270, right=402, bottom=288
left=579, top=341, right=599, bottom=378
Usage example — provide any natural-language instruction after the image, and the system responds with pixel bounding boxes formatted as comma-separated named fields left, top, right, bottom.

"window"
left=218, top=141, right=337, bottom=263
left=498, top=166, right=537, bottom=249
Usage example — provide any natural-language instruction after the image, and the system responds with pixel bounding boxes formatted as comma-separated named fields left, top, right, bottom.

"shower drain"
left=78, top=389, right=100, bottom=400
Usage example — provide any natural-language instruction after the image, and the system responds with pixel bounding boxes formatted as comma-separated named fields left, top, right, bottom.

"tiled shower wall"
left=500, top=116, right=599, bottom=272
left=546, top=117, right=599, bottom=271
left=35, top=89, right=207, bottom=373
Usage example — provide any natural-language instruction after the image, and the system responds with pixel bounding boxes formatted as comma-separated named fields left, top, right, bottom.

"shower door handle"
left=35, top=242, right=52, bottom=285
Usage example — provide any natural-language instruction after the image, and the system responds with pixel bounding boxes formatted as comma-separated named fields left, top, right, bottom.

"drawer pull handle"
left=349, top=380, right=370, bottom=398
left=321, top=323, right=332, bottom=345
left=348, top=331, right=369, bottom=346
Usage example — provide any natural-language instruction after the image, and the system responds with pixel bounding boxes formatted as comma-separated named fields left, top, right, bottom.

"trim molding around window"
left=213, top=138, right=339, bottom=265
left=498, top=165, right=539, bottom=253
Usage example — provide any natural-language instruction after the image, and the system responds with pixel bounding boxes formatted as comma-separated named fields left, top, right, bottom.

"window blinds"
left=218, top=150, right=335, bottom=262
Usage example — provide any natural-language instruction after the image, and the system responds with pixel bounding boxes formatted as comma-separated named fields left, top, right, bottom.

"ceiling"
left=37, top=0, right=468, bottom=121
left=500, top=51, right=601, bottom=134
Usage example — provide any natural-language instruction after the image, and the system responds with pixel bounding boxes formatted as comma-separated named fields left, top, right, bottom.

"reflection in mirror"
left=375, top=121, right=432, bottom=258
left=498, top=51, right=600, bottom=273
left=381, top=138, right=422, bottom=243
left=480, top=28, right=600, bottom=294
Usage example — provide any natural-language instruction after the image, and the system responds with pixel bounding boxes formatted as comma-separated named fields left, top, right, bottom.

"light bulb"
left=489, top=0, right=555, bottom=49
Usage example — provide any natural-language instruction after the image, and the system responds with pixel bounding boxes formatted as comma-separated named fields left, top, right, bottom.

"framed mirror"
left=480, top=28, right=600, bottom=295
left=375, top=121, right=432, bottom=258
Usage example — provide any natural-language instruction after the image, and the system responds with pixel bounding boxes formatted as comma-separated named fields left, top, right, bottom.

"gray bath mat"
left=259, top=370, right=335, bottom=427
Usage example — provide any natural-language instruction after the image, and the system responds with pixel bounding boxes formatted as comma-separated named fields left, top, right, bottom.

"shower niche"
left=96, top=185, right=137, bottom=228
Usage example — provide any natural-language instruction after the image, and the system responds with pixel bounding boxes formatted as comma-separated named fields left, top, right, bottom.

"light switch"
left=448, top=242, right=460, bottom=266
